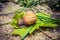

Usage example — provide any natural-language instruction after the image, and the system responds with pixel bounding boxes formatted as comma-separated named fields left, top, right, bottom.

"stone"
left=9, top=0, right=18, bottom=3
left=24, top=32, right=51, bottom=40
left=0, top=24, right=13, bottom=34
left=32, top=32, right=51, bottom=40
left=43, top=30, right=60, bottom=39
left=34, top=5, right=53, bottom=14
left=0, top=2, right=20, bottom=14
left=0, top=35, right=7, bottom=40
left=7, top=35, right=20, bottom=40
left=0, top=16, right=12, bottom=25
left=24, top=35, right=33, bottom=40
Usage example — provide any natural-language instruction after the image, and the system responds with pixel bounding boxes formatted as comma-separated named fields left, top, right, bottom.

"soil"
left=0, top=2, right=60, bottom=40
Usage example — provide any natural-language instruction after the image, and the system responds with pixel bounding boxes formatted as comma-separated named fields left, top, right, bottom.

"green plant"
left=18, top=0, right=46, bottom=7
left=10, top=9, right=60, bottom=40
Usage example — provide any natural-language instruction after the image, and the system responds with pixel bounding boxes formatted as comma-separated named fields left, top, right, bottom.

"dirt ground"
left=0, top=2, right=60, bottom=40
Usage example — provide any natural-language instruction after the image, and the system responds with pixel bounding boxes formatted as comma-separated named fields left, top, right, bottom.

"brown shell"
left=23, top=11, right=37, bottom=25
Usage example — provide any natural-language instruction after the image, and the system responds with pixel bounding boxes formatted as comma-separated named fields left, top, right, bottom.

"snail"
left=23, top=11, right=37, bottom=25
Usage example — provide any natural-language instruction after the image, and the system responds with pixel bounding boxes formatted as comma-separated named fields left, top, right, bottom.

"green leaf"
left=12, top=26, right=33, bottom=40
left=36, top=12, right=51, bottom=18
left=36, top=17, right=58, bottom=28
left=29, top=19, right=40, bottom=34
left=29, top=18, right=58, bottom=34
left=11, top=12, right=26, bottom=28
left=36, top=12, right=58, bottom=27
left=11, top=18, right=18, bottom=28
left=14, top=12, right=26, bottom=19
